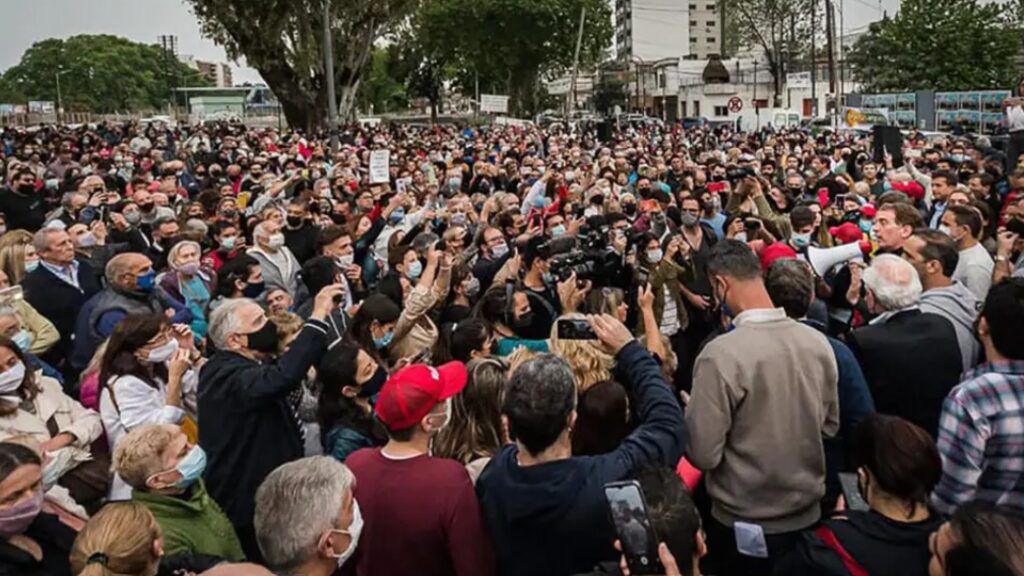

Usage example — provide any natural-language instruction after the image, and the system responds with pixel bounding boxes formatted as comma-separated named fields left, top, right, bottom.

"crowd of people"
left=0, top=104, right=1023, bottom=576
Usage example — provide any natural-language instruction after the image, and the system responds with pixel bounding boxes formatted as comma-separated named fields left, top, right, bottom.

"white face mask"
left=331, top=499, right=363, bottom=568
left=267, top=233, right=285, bottom=249
left=427, top=397, right=453, bottom=432
left=335, top=254, right=354, bottom=268
left=0, top=361, right=26, bottom=394
left=146, top=339, right=179, bottom=364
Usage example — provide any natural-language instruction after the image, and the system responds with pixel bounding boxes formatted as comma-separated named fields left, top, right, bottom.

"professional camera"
left=726, top=166, right=756, bottom=181
left=549, top=225, right=622, bottom=287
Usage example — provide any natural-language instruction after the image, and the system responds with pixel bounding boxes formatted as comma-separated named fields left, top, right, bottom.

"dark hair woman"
left=347, top=294, right=401, bottom=366
left=98, top=314, right=198, bottom=501
left=777, top=414, right=944, bottom=576
left=432, top=318, right=492, bottom=365
left=316, top=344, right=389, bottom=464
left=0, top=442, right=75, bottom=576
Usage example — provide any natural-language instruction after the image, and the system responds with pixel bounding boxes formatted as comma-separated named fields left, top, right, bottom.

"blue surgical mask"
left=24, top=260, right=39, bottom=273
left=405, top=260, right=423, bottom=280
left=792, top=232, right=812, bottom=249
left=373, top=330, right=394, bottom=349
left=448, top=177, right=462, bottom=190
left=542, top=272, right=554, bottom=284
left=389, top=209, right=405, bottom=225
left=11, top=330, right=31, bottom=354
left=646, top=249, right=663, bottom=263
left=491, top=242, right=509, bottom=258
left=550, top=224, right=566, bottom=238
left=136, top=270, right=156, bottom=291
left=173, top=445, right=207, bottom=489
left=859, top=219, right=873, bottom=233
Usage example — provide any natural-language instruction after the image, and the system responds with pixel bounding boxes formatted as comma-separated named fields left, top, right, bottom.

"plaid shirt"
left=932, top=361, right=1024, bottom=515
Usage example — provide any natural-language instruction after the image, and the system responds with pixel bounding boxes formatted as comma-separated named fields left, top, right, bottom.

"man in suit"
left=845, top=254, right=963, bottom=438
left=22, top=228, right=102, bottom=381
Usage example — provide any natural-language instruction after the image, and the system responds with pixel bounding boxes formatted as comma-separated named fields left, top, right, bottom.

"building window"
left=690, top=37, right=698, bottom=43
left=707, top=21, right=716, bottom=27
left=714, top=105, right=729, bottom=117
left=708, top=37, right=716, bottom=43
left=690, top=20, right=698, bottom=26
left=707, top=3, right=716, bottom=9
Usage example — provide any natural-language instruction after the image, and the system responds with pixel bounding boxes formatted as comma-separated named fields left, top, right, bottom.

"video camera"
left=548, top=223, right=622, bottom=287
left=726, top=166, right=756, bottom=181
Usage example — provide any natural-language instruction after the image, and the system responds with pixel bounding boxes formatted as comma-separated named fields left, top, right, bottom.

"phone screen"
left=557, top=319, right=597, bottom=340
left=839, top=473, right=869, bottom=512
left=605, top=481, right=663, bottom=574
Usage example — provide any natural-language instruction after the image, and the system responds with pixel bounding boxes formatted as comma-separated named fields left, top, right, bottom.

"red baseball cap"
left=758, top=242, right=797, bottom=272
left=860, top=204, right=877, bottom=218
left=374, top=362, right=468, bottom=431
left=829, top=222, right=864, bottom=245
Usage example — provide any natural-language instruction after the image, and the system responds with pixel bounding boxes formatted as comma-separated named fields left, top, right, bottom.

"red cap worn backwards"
left=374, top=362, right=468, bottom=431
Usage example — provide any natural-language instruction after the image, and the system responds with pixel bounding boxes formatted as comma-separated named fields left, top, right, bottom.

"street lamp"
left=55, top=69, right=71, bottom=121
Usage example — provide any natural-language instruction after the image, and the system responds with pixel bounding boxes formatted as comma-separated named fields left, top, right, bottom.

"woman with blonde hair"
left=70, top=502, right=162, bottom=576
left=0, top=239, right=39, bottom=285
left=433, top=358, right=508, bottom=483
left=549, top=313, right=613, bottom=393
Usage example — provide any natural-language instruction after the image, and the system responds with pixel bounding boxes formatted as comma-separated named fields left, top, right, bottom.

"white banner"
left=480, top=94, right=510, bottom=114
left=369, top=150, right=391, bottom=184
left=786, top=72, right=812, bottom=90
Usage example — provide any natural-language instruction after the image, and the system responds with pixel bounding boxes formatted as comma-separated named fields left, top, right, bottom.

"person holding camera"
left=519, top=237, right=590, bottom=340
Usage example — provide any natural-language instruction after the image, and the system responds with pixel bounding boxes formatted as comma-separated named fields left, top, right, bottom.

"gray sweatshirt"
left=919, top=282, right=982, bottom=373
left=687, top=308, right=839, bottom=534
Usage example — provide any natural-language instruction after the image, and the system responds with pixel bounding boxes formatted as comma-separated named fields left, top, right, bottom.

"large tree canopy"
left=847, top=0, right=1020, bottom=93
left=416, top=0, right=613, bottom=115
left=1, top=35, right=206, bottom=113
left=184, top=0, right=419, bottom=131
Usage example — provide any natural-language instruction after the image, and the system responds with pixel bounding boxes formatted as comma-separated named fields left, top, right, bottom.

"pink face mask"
left=0, top=489, right=43, bottom=537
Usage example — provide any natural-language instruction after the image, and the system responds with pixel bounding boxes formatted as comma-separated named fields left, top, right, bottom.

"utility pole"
left=838, top=0, right=845, bottom=111
left=568, top=6, right=587, bottom=118
left=825, top=0, right=836, bottom=125
left=810, top=0, right=817, bottom=119
left=55, top=70, right=69, bottom=123
left=323, top=0, right=339, bottom=153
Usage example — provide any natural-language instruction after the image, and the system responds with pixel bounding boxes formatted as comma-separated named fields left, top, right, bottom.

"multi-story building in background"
left=614, top=0, right=722, bottom=62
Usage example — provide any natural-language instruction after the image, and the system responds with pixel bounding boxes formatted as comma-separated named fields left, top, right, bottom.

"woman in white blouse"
left=97, top=313, right=201, bottom=499
left=1005, top=77, right=1024, bottom=172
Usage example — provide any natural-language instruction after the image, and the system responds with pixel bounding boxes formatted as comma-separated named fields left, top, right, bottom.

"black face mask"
left=286, top=215, right=303, bottom=228
left=139, top=202, right=155, bottom=212
left=244, top=319, right=279, bottom=353
left=512, top=310, right=535, bottom=331
left=16, top=183, right=34, bottom=195
left=360, top=366, right=388, bottom=398
left=623, top=203, right=637, bottom=216
left=243, top=281, right=265, bottom=298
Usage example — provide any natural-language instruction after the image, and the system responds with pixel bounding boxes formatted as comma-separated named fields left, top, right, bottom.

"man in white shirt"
left=941, top=205, right=994, bottom=302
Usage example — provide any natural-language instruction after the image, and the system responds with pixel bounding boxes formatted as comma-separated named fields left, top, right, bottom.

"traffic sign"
left=728, top=97, right=743, bottom=113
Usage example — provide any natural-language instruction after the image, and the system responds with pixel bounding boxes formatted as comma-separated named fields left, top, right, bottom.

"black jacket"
left=22, top=260, right=102, bottom=369
left=198, top=318, right=329, bottom=559
left=0, top=188, right=47, bottom=232
left=284, top=223, right=319, bottom=265
left=0, top=513, right=75, bottom=576
left=775, top=509, right=943, bottom=576
left=477, top=342, right=686, bottom=576
left=845, top=309, right=962, bottom=437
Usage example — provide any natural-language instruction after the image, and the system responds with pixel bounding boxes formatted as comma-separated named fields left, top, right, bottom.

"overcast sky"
left=0, top=0, right=901, bottom=85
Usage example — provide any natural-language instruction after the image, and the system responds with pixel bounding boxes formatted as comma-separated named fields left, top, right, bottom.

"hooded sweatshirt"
left=476, top=342, right=686, bottom=576
left=919, top=281, right=981, bottom=373
left=775, top=509, right=943, bottom=576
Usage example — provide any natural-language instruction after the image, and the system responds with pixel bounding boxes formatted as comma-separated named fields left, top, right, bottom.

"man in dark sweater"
left=198, top=283, right=343, bottom=563
left=343, top=362, right=495, bottom=576
left=0, top=167, right=47, bottom=231
left=284, top=198, right=319, bottom=264
left=477, top=314, right=686, bottom=576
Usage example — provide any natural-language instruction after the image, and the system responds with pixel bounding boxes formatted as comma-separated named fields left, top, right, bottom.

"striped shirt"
left=932, top=361, right=1024, bottom=515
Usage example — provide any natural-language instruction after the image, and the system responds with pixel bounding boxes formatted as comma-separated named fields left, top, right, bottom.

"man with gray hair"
left=845, top=254, right=964, bottom=437
left=22, top=227, right=101, bottom=380
left=254, top=456, right=360, bottom=576
left=247, top=218, right=303, bottom=299
left=199, top=283, right=344, bottom=563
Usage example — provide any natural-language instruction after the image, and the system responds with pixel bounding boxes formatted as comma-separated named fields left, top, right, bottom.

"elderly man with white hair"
left=254, top=456, right=361, bottom=576
left=844, top=254, right=965, bottom=437
left=198, top=282, right=343, bottom=563
left=247, top=218, right=303, bottom=299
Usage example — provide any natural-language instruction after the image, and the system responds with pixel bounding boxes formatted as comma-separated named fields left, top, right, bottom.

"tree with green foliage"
left=356, top=46, right=409, bottom=116
left=416, top=0, right=612, bottom=116
left=847, top=0, right=1020, bottom=93
left=184, top=0, right=420, bottom=130
left=0, top=35, right=206, bottom=113
left=720, top=0, right=814, bottom=107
